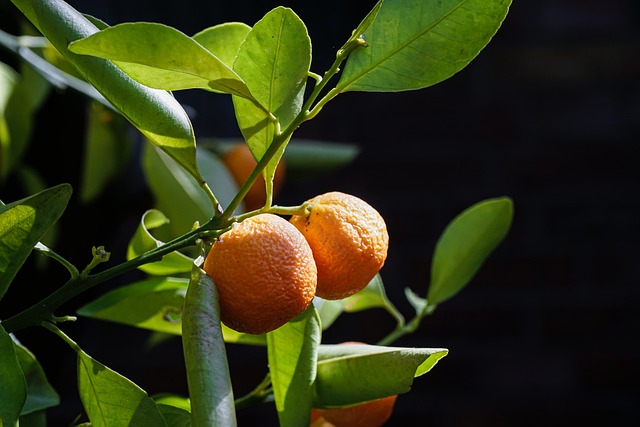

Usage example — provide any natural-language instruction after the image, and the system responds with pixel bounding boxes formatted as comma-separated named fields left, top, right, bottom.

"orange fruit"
left=311, top=396, right=398, bottom=427
left=289, top=191, right=389, bottom=300
left=202, top=213, right=317, bottom=334
left=222, top=142, right=286, bottom=211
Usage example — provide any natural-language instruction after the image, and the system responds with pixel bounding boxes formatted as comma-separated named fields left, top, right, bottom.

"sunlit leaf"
left=313, top=343, right=448, bottom=407
left=312, top=298, right=345, bottom=331
left=126, top=209, right=194, bottom=275
left=404, top=287, right=428, bottom=316
left=0, top=325, right=27, bottom=425
left=77, top=349, right=167, bottom=427
left=338, top=0, right=512, bottom=92
left=428, top=197, right=513, bottom=305
left=10, top=0, right=202, bottom=184
left=153, top=394, right=191, bottom=412
left=13, top=339, right=60, bottom=414
left=343, top=274, right=390, bottom=313
left=68, top=22, right=253, bottom=98
left=0, top=183, right=71, bottom=301
left=0, top=61, right=19, bottom=178
left=79, top=101, right=133, bottom=203
left=232, top=6, right=311, bottom=190
left=220, top=324, right=266, bottom=346
left=267, top=305, right=320, bottom=427
left=182, top=266, right=236, bottom=427
left=77, top=276, right=189, bottom=335
left=193, top=22, right=252, bottom=69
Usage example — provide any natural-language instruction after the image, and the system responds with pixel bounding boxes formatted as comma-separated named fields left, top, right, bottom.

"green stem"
left=376, top=304, right=436, bottom=346
left=234, top=374, right=273, bottom=410
left=2, top=223, right=213, bottom=333
left=41, top=321, right=82, bottom=353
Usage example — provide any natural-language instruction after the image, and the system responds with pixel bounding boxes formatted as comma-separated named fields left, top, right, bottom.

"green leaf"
left=404, top=287, right=428, bottom=316
left=314, top=343, right=448, bottom=407
left=77, top=276, right=189, bottom=335
left=220, top=324, right=267, bottom=346
left=0, top=61, right=19, bottom=179
left=153, top=394, right=191, bottom=412
left=126, top=209, right=194, bottom=275
left=312, top=298, right=345, bottom=331
left=0, top=183, right=71, bottom=301
left=10, top=0, right=202, bottom=185
left=79, top=101, right=133, bottom=203
left=282, top=139, right=360, bottom=180
left=267, top=305, right=320, bottom=427
left=0, top=325, right=27, bottom=426
left=182, top=265, right=236, bottom=427
left=68, top=22, right=253, bottom=98
left=13, top=340, right=60, bottom=415
left=193, top=23, right=252, bottom=69
left=338, top=0, right=512, bottom=92
left=428, top=196, right=513, bottom=305
left=342, top=274, right=390, bottom=313
left=157, top=404, right=191, bottom=427
left=232, top=6, right=311, bottom=188
left=142, top=143, right=242, bottom=240
left=77, top=349, right=168, bottom=427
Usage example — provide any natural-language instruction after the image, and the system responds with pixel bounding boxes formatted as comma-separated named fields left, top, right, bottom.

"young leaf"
left=232, top=6, right=311, bottom=190
left=126, top=209, right=194, bottom=275
left=77, top=349, right=168, bottom=427
left=13, top=340, right=60, bottom=415
left=142, top=143, right=242, bottom=239
left=0, top=325, right=27, bottom=426
left=193, top=22, right=252, bottom=69
left=0, top=183, right=71, bottom=301
left=337, top=0, right=512, bottom=92
left=77, top=276, right=189, bottom=335
left=428, top=197, right=513, bottom=305
left=68, top=22, right=253, bottom=98
left=10, top=0, right=202, bottom=185
left=182, top=265, right=236, bottom=427
left=267, top=305, right=321, bottom=427
left=314, top=343, right=448, bottom=407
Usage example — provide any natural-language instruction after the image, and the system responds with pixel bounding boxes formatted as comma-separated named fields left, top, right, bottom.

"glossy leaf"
left=10, top=0, right=201, bottom=183
left=0, top=183, right=71, bottom=301
left=126, top=209, right=194, bottom=275
left=13, top=340, right=60, bottom=415
left=338, top=0, right=512, bottom=92
left=153, top=394, right=191, bottom=412
left=143, top=143, right=242, bottom=240
left=267, top=305, right=320, bottom=427
left=182, top=265, right=236, bottom=427
left=232, top=6, right=311, bottom=189
left=313, top=343, right=448, bottom=407
left=428, top=196, right=513, bottom=305
left=0, top=325, right=27, bottom=426
left=77, top=276, right=189, bottom=335
left=77, top=349, right=167, bottom=427
left=193, top=22, right=252, bottom=69
left=68, top=22, right=253, bottom=98
left=79, top=101, right=133, bottom=203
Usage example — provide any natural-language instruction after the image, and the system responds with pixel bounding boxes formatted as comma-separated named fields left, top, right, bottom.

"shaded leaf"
left=77, top=349, right=167, bottom=427
left=0, top=325, right=27, bottom=426
left=342, top=274, right=390, bottom=313
left=267, top=305, right=320, bottom=427
left=338, top=0, right=512, bottom=92
left=0, top=183, right=71, bottom=301
left=13, top=340, right=60, bottom=414
left=77, top=276, right=189, bottom=335
left=193, top=23, right=252, bottom=69
left=126, top=209, right=194, bottom=275
left=232, top=6, right=311, bottom=190
left=428, top=196, right=513, bottom=305
left=314, top=343, right=448, bottom=407
left=182, top=265, right=236, bottom=427
left=157, top=404, right=191, bottom=427
left=404, top=287, right=428, bottom=316
left=68, top=22, right=253, bottom=98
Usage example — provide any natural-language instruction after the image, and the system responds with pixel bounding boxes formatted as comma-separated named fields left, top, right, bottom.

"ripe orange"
left=289, top=191, right=389, bottom=300
left=311, top=395, right=398, bottom=427
left=202, top=213, right=317, bottom=334
left=222, top=142, right=286, bottom=211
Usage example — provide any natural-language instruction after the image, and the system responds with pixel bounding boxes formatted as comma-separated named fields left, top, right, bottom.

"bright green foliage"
left=182, top=266, right=236, bottom=427
left=267, top=306, right=321, bottom=427
left=428, top=197, right=514, bottom=305
left=0, top=183, right=71, bottom=300
left=77, top=349, right=167, bottom=427
left=193, top=23, right=252, bottom=70
left=0, top=325, right=27, bottom=426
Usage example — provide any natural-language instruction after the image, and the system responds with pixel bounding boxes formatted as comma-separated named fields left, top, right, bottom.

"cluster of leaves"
left=0, top=0, right=513, bottom=426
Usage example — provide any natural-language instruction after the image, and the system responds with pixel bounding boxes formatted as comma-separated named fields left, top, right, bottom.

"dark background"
left=1, top=0, right=639, bottom=426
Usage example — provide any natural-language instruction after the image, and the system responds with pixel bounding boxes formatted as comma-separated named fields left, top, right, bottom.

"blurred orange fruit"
left=222, top=142, right=286, bottom=211
left=311, top=395, right=398, bottom=427
left=290, top=191, right=389, bottom=300
left=203, top=213, right=316, bottom=334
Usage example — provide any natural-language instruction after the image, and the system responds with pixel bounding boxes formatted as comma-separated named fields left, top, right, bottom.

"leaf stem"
left=234, top=373, right=273, bottom=410
left=40, top=321, right=82, bottom=353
